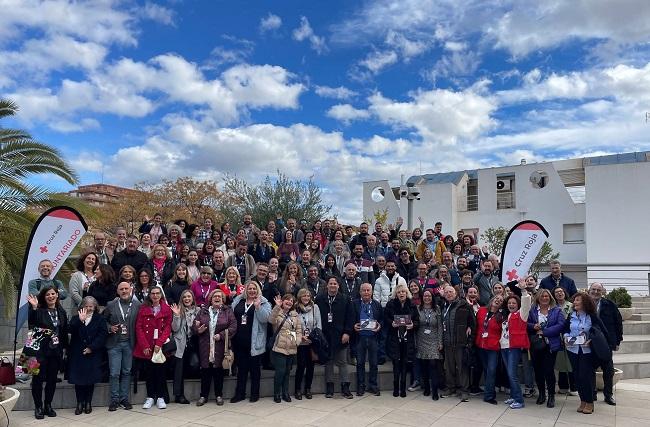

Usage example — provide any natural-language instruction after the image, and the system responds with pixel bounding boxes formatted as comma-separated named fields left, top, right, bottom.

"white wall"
left=363, top=180, right=401, bottom=224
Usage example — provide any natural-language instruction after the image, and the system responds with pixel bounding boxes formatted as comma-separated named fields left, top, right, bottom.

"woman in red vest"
left=475, top=294, right=505, bottom=405
left=500, top=279, right=531, bottom=409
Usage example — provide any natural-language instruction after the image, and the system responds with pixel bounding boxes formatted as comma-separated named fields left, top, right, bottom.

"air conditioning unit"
left=497, top=179, right=511, bottom=191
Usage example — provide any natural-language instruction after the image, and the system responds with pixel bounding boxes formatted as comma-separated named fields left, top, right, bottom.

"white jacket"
left=373, top=271, right=406, bottom=307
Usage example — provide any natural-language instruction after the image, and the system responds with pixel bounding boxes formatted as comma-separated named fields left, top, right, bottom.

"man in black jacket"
left=316, top=277, right=354, bottom=399
left=589, top=282, right=623, bottom=405
left=111, top=235, right=148, bottom=273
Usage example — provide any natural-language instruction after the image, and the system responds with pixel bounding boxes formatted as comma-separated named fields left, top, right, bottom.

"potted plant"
left=606, top=288, right=633, bottom=320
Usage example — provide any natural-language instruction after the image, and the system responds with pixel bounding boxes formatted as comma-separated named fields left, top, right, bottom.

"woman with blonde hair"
left=218, top=266, right=245, bottom=303
left=279, top=261, right=305, bottom=296
left=170, top=289, right=199, bottom=404
left=270, top=293, right=303, bottom=403
left=527, top=288, right=564, bottom=408
left=294, top=288, right=321, bottom=399
left=385, top=283, right=419, bottom=397
left=145, top=244, right=175, bottom=287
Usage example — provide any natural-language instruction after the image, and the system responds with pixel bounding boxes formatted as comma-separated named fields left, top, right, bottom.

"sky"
left=2, top=0, right=650, bottom=224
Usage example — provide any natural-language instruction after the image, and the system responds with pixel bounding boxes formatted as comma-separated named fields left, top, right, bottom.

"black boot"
left=84, top=402, right=92, bottom=414
left=304, top=388, right=312, bottom=399
left=393, top=380, right=400, bottom=397
left=44, top=404, right=57, bottom=417
left=547, top=394, right=555, bottom=408
left=294, top=388, right=302, bottom=400
left=34, top=407, right=44, bottom=420
left=325, top=382, right=334, bottom=398
left=400, top=379, right=407, bottom=398
left=75, top=402, right=84, bottom=415
left=536, top=390, right=546, bottom=405
left=342, top=382, right=353, bottom=399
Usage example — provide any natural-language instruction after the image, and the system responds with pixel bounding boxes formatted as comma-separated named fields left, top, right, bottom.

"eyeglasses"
left=201, top=272, right=212, bottom=275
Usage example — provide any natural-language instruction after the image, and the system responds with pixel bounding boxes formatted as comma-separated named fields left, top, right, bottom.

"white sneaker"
left=156, top=398, right=167, bottom=409
left=142, top=398, right=154, bottom=409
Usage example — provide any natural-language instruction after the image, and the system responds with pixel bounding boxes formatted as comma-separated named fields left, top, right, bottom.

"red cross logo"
left=40, top=246, right=48, bottom=253
left=506, top=268, right=518, bottom=281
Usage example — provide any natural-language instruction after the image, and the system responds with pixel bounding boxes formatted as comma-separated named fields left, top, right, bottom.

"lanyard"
left=483, top=311, right=494, bottom=333
left=443, top=302, right=452, bottom=319
left=48, top=309, right=59, bottom=328
left=118, top=300, right=133, bottom=322
left=200, top=283, right=211, bottom=301
left=209, top=307, right=220, bottom=329
left=244, top=302, right=254, bottom=315
left=346, top=278, right=355, bottom=295
left=423, top=308, right=433, bottom=325
left=328, top=295, right=335, bottom=313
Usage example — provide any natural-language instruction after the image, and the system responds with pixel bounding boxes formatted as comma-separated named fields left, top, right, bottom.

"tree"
left=481, top=226, right=560, bottom=278
left=219, top=171, right=331, bottom=230
left=0, top=99, right=79, bottom=314
left=94, top=177, right=222, bottom=233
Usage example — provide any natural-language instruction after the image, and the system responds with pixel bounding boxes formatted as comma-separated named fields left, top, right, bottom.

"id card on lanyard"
left=242, top=302, right=253, bottom=325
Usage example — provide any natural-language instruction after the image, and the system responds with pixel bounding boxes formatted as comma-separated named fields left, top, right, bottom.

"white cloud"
left=487, top=0, right=650, bottom=57
left=292, top=16, right=328, bottom=54
left=314, top=85, right=357, bottom=100
left=138, top=2, right=175, bottom=26
left=259, top=13, right=282, bottom=33
left=368, top=82, right=497, bottom=145
left=385, top=31, right=429, bottom=60
left=8, top=55, right=305, bottom=128
left=444, top=41, right=467, bottom=52
left=359, top=50, right=398, bottom=74
left=326, top=104, right=370, bottom=123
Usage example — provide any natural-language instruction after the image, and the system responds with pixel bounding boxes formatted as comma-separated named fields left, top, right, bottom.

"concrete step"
left=630, top=307, right=650, bottom=314
left=630, top=314, right=650, bottom=321
left=619, top=335, right=650, bottom=354
left=614, top=352, right=650, bottom=379
left=623, top=320, right=650, bottom=335
left=11, top=362, right=396, bottom=411
left=632, top=297, right=650, bottom=302
left=631, top=302, right=650, bottom=308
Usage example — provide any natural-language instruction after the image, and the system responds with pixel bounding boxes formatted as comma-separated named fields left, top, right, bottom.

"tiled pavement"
left=8, top=378, right=650, bottom=426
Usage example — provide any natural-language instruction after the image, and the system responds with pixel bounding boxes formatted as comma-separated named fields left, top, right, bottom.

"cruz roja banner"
left=499, top=220, right=549, bottom=285
left=15, top=207, right=88, bottom=339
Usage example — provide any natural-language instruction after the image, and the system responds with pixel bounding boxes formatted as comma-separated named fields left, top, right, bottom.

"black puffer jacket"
left=384, top=298, right=419, bottom=361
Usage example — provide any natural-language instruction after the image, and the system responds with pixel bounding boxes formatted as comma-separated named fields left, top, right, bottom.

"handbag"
left=0, top=357, right=16, bottom=385
left=22, top=327, right=53, bottom=357
left=530, top=333, right=548, bottom=352
left=151, top=348, right=166, bottom=364
left=162, top=337, right=177, bottom=356
left=222, top=330, right=235, bottom=373
left=266, top=313, right=290, bottom=352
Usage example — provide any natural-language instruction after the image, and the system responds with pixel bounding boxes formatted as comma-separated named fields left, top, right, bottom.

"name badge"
left=241, top=316, right=247, bottom=325
left=51, top=336, right=59, bottom=345
left=290, top=331, right=297, bottom=341
left=121, top=324, right=128, bottom=335
left=424, top=329, right=431, bottom=335
left=153, top=328, right=159, bottom=340
left=327, top=312, right=333, bottom=323
left=481, top=332, right=488, bottom=338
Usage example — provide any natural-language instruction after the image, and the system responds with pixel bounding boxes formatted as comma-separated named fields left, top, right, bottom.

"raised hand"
left=290, top=252, right=297, bottom=261
left=170, top=303, right=181, bottom=316
left=274, top=295, right=282, bottom=306
left=517, top=278, right=527, bottom=289
left=254, top=296, right=262, bottom=309
left=78, top=307, right=88, bottom=322
left=27, top=294, right=38, bottom=309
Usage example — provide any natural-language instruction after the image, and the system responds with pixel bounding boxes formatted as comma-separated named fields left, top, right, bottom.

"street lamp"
left=399, top=182, right=420, bottom=230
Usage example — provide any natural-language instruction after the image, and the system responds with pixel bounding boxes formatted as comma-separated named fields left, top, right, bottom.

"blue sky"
left=2, top=0, right=650, bottom=223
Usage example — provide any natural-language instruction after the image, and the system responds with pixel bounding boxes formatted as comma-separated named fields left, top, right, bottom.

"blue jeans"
left=479, top=348, right=498, bottom=401
left=356, top=335, right=379, bottom=390
left=108, top=341, right=133, bottom=403
left=502, top=348, right=523, bottom=404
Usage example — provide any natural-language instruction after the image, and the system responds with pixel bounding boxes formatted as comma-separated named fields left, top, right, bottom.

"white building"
left=363, top=151, right=650, bottom=295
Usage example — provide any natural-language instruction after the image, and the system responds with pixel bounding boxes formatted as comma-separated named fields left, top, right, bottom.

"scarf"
left=152, top=257, right=166, bottom=274
left=208, top=306, right=221, bottom=363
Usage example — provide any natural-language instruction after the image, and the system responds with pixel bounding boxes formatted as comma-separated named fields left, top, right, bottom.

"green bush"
left=606, top=287, right=632, bottom=308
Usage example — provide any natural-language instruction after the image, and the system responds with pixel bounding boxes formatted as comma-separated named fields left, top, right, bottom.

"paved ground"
left=8, top=378, right=650, bottom=426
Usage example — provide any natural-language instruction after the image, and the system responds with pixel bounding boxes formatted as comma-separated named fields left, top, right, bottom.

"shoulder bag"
left=222, top=329, right=235, bottom=373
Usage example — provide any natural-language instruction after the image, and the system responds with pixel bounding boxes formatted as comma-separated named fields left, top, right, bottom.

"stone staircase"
left=614, top=297, right=650, bottom=379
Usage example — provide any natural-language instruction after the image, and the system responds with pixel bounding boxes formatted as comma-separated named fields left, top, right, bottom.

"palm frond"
left=0, top=140, right=79, bottom=184
left=0, top=99, right=18, bottom=119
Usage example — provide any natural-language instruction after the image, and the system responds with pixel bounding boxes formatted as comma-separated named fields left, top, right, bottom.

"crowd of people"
left=24, top=214, right=624, bottom=420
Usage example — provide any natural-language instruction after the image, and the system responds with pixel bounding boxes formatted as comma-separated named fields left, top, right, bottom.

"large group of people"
left=25, top=214, right=623, bottom=420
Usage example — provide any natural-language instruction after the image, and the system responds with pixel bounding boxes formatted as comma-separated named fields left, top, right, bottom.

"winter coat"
left=527, top=305, right=565, bottom=352
left=597, top=298, right=623, bottom=348
left=270, top=305, right=303, bottom=355
left=67, top=314, right=108, bottom=385
left=352, top=299, right=383, bottom=338
left=441, top=298, right=476, bottom=347
left=502, top=292, right=532, bottom=349
left=171, top=307, right=199, bottom=358
left=111, top=249, right=149, bottom=273
left=384, top=298, right=419, bottom=361
left=373, top=271, right=407, bottom=307
left=133, top=303, right=173, bottom=359
left=315, top=292, right=354, bottom=357
left=193, top=305, right=237, bottom=369
left=539, top=273, right=578, bottom=297
left=28, top=305, right=69, bottom=361
left=475, top=308, right=504, bottom=351
left=231, top=294, right=272, bottom=356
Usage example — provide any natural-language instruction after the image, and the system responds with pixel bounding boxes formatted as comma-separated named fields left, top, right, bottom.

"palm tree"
left=0, top=99, right=79, bottom=314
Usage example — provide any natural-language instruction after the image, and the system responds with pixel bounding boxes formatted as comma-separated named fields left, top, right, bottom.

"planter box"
left=0, top=387, right=20, bottom=427
left=620, top=308, right=634, bottom=321
left=595, top=368, right=623, bottom=391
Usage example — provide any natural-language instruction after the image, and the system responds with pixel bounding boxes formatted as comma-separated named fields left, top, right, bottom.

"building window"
left=467, top=178, right=478, bottom=211
left=563, top=223, right=585, bottom=244
left=496, top=174, right=515, bottom=209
